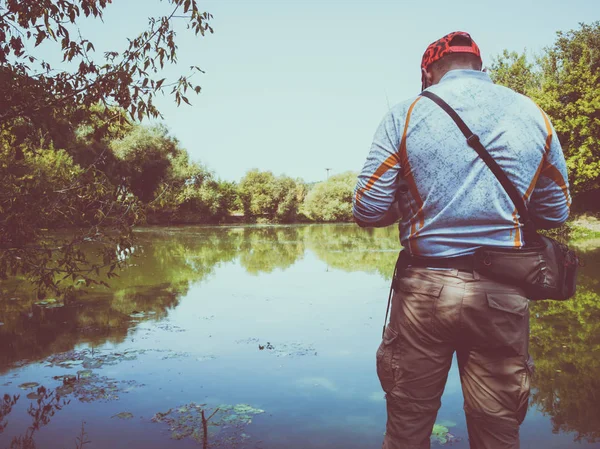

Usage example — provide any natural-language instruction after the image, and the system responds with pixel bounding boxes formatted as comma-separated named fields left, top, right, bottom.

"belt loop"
left=473, top=270, right=480, bottom=281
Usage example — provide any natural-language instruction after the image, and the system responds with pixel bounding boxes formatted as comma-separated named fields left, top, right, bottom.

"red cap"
left=421, top=31, right=482, bottom=72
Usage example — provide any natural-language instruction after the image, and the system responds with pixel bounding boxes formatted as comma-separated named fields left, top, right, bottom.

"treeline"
left=2, top=115, right=358, bottom=229
left=489, top=22, right=600, bottom=210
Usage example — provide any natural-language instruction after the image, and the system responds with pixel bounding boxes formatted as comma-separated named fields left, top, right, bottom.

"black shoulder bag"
left=420, top=90, right=579, bottom=301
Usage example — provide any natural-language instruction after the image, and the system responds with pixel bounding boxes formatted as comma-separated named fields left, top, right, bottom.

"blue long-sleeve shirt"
left=353, top=70, right=571, bottom=257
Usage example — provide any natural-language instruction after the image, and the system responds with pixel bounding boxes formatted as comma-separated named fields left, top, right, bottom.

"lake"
left=1, top=224, right=599, bottom=449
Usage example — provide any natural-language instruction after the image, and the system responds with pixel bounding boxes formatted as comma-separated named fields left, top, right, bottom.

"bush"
left=302, top=171, right=356, bottom=222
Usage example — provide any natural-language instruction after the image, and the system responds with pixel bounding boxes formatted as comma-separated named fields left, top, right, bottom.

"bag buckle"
left=466, top=134, right=480, bottom=148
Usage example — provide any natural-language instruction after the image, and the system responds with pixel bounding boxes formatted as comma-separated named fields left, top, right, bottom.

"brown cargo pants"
left=377, top=267, right=532, bottom=449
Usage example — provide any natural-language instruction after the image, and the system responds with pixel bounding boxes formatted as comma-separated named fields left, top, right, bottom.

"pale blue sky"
left=64, top=1, right=600, bottom=182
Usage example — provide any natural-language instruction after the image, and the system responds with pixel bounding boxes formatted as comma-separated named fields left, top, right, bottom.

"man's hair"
left=429, top=35, right=483, bottom=73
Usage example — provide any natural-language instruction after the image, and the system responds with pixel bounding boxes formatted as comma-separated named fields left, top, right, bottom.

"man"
left=353, top=32, right=571, bottom=449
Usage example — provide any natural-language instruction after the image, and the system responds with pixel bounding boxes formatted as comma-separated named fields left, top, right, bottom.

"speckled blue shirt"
left=353, top=70, right=571, bottom=257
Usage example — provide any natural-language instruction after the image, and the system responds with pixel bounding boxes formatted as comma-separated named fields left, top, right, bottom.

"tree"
left=489, top=50, right=539, bottom=95
left=0, top=0, right=213, bottom=297
left=111, top=125, right=179, bottom=203
left=238, top=170, right=304, bottom=223
left=489, top=22, right=600, bottom=201
left=534, top=22, right=600, bottom=197
left=302, top=171, right=356, bottom=222
left=0, top=129, right=140, bottom=297
left=0, top=0, right=212, bottom=125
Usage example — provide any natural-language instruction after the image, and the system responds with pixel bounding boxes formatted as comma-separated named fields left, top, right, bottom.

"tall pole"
left=325, top=168, right=332, bottom=180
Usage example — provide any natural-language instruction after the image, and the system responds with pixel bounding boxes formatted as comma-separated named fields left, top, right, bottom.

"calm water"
left=1, top=224, right=599, bottom=449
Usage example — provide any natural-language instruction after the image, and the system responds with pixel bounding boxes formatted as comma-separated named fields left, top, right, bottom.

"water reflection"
left=304, top=225, right=398, bottom=278
left=528, top=247, right=600, bottom=443
left=239, top=227, right=305, bottom=274
left=0, top=224, right=599, bottom=445
left=4, top=387, right=69, bottom=449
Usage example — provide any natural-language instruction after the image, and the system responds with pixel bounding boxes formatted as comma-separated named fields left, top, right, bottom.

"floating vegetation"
left=18, top=382, right=40, bottom=390
left=53, top=372, right=142, bottom=403
left=33, top=298, right=64, bottom=309
left=237, top=338, right=317, bottom=357
left=26, top=391, right=45, bottom=400
left=112, top=412, right=134, bottom=420
left=151, top=402, right=264, bottom=447
left=77, top=370, right=94, bottom=379
left=431, top=421, right=460, bottom=445
left=161, top=351, right=190, bottom=360
left=54, top=374, right=77, bottom=384
left=157, top=322, right=186, bottom=333
left=45, top=349, right=141, bottom=369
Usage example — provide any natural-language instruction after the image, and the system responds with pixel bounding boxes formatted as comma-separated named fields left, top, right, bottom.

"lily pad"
left=54, top=374, right=77, bottom=385
left=431, top=422, right=460, bottom=445
left=18, top=382, right=40, bottom=390
left=45, top=349, right=143, bottom=369
left=152, top=402, right=265, bottom=445
left=112, top=412, right=134, bottom=420
left=54, top=372, right=141, bottom=403
left=26, top=391, right=44, bottom=400
left=77, top=370, right=93, bottom=379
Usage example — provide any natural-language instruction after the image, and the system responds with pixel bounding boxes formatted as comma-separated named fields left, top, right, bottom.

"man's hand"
left=354, top=202, right=402, bottom=228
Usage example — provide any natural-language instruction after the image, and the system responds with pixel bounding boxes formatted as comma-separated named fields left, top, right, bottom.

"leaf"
left=35, top=31, right=47, bottom=47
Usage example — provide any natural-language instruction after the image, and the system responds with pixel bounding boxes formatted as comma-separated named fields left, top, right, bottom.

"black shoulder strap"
left=419, top=90, right=532, bottom=228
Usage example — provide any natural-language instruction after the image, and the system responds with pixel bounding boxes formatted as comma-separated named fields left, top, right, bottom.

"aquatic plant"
left=430, top=421, right=459, bottom=445
left=152, top=402, right=265, bottom=447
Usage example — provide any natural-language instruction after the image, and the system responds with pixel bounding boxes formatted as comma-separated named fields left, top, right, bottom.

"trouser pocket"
left=376, top=325, right=400, bottom=393
left=516, top=355, right=533, bottom=424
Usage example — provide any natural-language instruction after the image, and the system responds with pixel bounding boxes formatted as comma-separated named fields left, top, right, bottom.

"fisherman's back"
left=354, top=70, right=570, bottom=256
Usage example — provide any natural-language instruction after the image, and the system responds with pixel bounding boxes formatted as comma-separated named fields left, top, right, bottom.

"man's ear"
left=421, top=68, right=433, bottom=91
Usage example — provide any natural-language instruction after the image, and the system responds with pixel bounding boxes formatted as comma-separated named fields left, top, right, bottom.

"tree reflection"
left=7, top=386, right=69, bottom=449
left=238, top=227, right=305, bottom=274
left=305, top=224, right=399, bottom=279
left=1, top=394, right=19, bottom=434
left=529, top=247, right=600, bottom=442
left=0, top=227, right=243, bottom=370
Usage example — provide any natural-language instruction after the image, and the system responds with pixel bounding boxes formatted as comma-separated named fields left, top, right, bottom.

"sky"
left=53, top=0, right=600, bottom=182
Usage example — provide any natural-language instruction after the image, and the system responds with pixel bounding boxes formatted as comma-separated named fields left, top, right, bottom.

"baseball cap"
left=421, top=31, right=482, bottom=72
